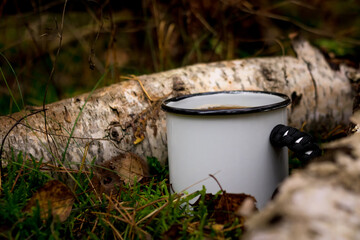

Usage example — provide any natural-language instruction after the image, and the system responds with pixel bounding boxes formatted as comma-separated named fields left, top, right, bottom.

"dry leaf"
left=194, top=192, right=257, bottom=226
left=133, top=135, right=145, bottom=145
left=23, top=180, right=75, bottom=222
left=113, top=152, right=149, bottom=184
left=92, top=159, right=123, bottom=195
left=92, top=152, right=149, bottom=194
left=162, top=223, right=183, bottom=240
left=211, top=223, right=224, bottom=232
left=133, top=118, right=147, bottom=145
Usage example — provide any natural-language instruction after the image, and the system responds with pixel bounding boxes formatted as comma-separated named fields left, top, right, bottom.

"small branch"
left=209, top=174, right=224, bottom=193
left=88, top=1, right=104, bottom=71
left=120, top=75, right=155, bottom=102
left=2, top=115, right=110, bottom=141
left=42, top=0, right=68, bottom=164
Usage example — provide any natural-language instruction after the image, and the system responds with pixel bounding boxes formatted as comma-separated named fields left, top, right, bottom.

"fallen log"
left=243, top=111, right=360, bottom=240
left=0, top=38, right=356, bottom=165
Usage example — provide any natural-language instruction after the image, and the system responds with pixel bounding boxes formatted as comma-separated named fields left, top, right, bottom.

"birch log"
left=0, top=39, right=355, bottom=165
left=243, top=111, right=360, bottom=240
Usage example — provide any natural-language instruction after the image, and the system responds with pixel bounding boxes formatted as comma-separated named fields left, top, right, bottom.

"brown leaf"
left=92, top=152, right=149, bottom=194
left=115, top=152, right=149, bottom=184
left=194, top=192, right=257, bottom=226
left=92, top=159, right=123, bottom=195
left=162, top=223, right=182, bottom=240
left=23, top=180, right=75, bottom=222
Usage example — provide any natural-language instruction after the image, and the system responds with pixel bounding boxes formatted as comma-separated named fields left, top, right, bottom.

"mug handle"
left=270, top=124, right=322, bottom=163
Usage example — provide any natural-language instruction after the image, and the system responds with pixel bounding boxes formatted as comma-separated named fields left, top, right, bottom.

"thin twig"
left=120, top=75, right=154, bottom=102
left=209, top=174, right=231, bottom=222
left=137, top=199, right=169, bottom=226
left=209, top=174, right=224, bottom=193
left=92, top=211, right=132, bottom=225
left=191, top=9, right=217, bottom=36
left=10, top=154, right=26, bottom=193
left=273, top=38, right=288, bottom=84
left=236, top=2, right=329, bottom=36
left=102, top=218, right=124, bottom=240
left=42, top=0, right=68, bottom=165
left=179, top=170, right=221, bottom=193
left=88, top=1, right=104, bottom=71
left=79, top=142, right=90, bottom=173
left=104, top=1, right=118, bottom=75
left=2, top=115, right=109, bottom=141
left=86, top=217, right=99, bottom=240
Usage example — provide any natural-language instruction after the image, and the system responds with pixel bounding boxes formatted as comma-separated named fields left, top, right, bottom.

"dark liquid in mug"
left=200, top=105, right=248, bottom=110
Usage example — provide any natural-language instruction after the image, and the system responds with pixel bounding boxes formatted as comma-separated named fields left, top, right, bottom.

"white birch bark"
left=0, top=39, right=355, bottom=166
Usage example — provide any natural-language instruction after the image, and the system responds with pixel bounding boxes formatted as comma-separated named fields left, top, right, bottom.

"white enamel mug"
left=161, top=91, right=291, bottom=209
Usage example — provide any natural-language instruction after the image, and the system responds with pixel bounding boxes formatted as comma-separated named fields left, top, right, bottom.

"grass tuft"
left=0, top=152, right=244, bottom=239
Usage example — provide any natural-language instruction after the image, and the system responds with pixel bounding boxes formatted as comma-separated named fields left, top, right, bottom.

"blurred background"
left=1, top=0, right=359, bottom=115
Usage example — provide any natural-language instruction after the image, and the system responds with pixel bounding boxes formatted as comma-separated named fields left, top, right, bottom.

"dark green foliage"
left=0, top=152, right=55, bottom=239
left=147, top=156, right=168, bottom=181
left=1, top=1, right=359, bottom=115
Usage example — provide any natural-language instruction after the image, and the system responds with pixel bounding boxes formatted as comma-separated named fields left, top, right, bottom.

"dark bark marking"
left=268, top=213, right=283, bottom=226
left=291, top=91, right=303, bottom=110
left=109, top=105, right=120, bottom=117
left=307, top=228, right=320, bottom=238
left=261, top=65, right=278, bottom=82
left=282, top=64, right=289, bottom=85
left=303, top=58, right=319, bottom=118
left=172, top=76, right=185, bottom=92
left=221, top=69, right=227, bottom=80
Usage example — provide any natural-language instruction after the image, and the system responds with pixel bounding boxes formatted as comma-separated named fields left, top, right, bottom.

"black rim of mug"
left=161, top=90, right=291, bottom=115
